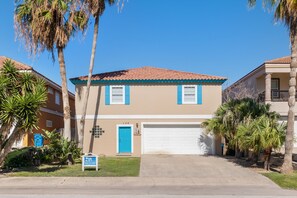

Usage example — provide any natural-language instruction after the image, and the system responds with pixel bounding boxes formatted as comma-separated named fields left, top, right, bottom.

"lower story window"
left=46, top=120, right=53, bottom=127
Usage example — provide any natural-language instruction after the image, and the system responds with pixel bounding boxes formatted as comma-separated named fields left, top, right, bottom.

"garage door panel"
left=143, top=124, right=214, bottom=155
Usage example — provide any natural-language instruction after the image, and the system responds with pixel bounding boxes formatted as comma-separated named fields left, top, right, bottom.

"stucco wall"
left=81, top=118, right=215, bottom=157
left=75, top=83, right=223, bottom=156
left=75, top=84, right=222, bottom=116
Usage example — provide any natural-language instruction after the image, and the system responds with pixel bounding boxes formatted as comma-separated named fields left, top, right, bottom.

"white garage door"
left=142, top=124, right=214, bottom=155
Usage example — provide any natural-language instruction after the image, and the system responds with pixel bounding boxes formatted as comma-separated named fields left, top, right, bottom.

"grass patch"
left=263, top=171, right=297, bottom=189
left=7, top=157, right=140, bottom=177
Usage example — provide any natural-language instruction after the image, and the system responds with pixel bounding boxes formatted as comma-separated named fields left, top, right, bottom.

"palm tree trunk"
left=78, top=15, right=100, bottom=149
left=264, top=149, right=272, bottom=171
left=57, top=47, right=72, bottom=140
left=281, top=32, right=297, bottom=174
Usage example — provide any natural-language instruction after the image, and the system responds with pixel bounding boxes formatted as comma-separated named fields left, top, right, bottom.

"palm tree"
left=0, top=59, right=47, bottom=166
left=203, top=98, right=277, bottom=157
left=14, top=0, right=88, bottom=140
left=236, top=116, right=286, bottom=170
left=78, top=0, right=116, bottom=148
left=248, top=0, right=297, bottom=174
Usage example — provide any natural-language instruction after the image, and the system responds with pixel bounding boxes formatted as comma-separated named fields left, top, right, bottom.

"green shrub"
left=4, top=147, right=42, bottom=169
left=42, top=130, right=81, bottom=164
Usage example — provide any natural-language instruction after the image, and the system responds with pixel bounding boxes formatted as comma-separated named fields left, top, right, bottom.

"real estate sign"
left=82, top=153, right=98, bottom=171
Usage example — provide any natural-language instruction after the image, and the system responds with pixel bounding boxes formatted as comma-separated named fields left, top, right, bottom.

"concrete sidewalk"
left=0, top=176, right=296, bottom=197
left=0, top=176, right=281, bottom=187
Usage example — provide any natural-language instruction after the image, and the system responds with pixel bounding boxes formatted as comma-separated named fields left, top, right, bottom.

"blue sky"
left=0, top=0, right=290, bottom=92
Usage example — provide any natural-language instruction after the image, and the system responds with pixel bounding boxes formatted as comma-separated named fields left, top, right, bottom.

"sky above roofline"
left=0, top=1, right=290, bottom=92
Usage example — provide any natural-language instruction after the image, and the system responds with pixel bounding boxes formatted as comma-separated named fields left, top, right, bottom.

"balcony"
left=258, top=90, right=297, bottom=102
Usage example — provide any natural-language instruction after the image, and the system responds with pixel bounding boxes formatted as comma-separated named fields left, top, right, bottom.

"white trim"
left=75, top=114, right=213, bottom=120
left=40, top=107, right=63, bottom=117
left=40, top=107, right=75, bottom=120
left=141, top=122, right=202, bottom=154
left=116, top=124, right=133, bottom=154
left=110, top=85, right=125, bottom=105
left=182, top=85, right=197, bottom=104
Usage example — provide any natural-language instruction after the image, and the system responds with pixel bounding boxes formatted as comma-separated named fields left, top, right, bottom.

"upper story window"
left=48, top=87, right=54, bottom=94
left=182, top=85, right=197, bottom=104
left=110, top=85, right=125, bottom=104
left=55, top=91, right=61, bottom=105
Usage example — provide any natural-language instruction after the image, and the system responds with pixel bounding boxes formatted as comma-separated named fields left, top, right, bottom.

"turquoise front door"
left=118, top=126, right=132, bottom=153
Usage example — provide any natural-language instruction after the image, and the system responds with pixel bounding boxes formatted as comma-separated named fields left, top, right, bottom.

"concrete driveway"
left=140, top=155, right=278, bottom=187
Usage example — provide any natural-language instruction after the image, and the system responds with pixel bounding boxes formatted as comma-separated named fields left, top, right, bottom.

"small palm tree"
left=203, top=98, right=278, bottom=157
left=248, top=0, right=297, bottom=174
left=14, top=0, right=88, bottom=140
left=0, top=59, right=47, bottom=166
left=236, top=116, right=286, bottom=170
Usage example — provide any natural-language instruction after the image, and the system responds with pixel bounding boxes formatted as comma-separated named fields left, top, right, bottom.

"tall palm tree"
left=0, top=59, right=47, bottom=166
left=78, top=0, right=116, bottom=148
left=248, top=0, right=297, bottom=174
left=14, top=0, right=88, bottom=140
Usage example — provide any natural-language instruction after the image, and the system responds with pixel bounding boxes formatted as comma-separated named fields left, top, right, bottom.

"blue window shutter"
left=197, top=85, right=202, bottom=104
left=125, top=85, right=130, bottom=105
left=177, top=85, right=182, bottom=105
left=105, top=85, right=110, bottom=105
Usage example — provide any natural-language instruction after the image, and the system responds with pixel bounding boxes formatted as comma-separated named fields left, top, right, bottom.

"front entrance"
left=118, top=126, right=133, bottom=153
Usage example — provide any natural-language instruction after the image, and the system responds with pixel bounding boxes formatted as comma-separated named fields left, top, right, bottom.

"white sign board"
left=82, top=153, right=98, bottom=171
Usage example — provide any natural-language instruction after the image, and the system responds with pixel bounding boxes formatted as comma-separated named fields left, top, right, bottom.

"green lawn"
left=7, top=157, right=140, bottom=177
left=263, top=171, right=297, bottom=189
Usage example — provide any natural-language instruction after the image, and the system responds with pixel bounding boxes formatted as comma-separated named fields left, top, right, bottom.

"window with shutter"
left=182, top=85, right=197, bottom=104
left=110, top=85, right=125, bottom=104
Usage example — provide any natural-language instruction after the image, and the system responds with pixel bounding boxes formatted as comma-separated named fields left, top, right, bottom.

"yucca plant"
left=0, top=59, right=47, bottom=167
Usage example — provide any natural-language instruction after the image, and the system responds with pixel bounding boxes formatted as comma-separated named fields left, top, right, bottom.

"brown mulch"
left=224, top=153, right=297, bottom=173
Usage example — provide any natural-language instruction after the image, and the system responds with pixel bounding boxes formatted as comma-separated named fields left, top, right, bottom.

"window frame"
left=110, top=85, right=125, bottom=105
left=182, top=85, right=197, bottom=104
left=48, top=87, right=54, bottom=94
left=55, top=91, right=61, bottom=105
left=271, top=78, right=280, bottom=90
left=46, top=120, right=53, bottom=128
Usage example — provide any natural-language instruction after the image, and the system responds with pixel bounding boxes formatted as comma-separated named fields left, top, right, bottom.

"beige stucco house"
left=71, top=66, right=227, bottom=157
left=224, top=56, right=297, bottom=148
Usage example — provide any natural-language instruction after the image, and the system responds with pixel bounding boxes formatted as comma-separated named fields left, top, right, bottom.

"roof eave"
left=70, top=79, right=227, bottom=85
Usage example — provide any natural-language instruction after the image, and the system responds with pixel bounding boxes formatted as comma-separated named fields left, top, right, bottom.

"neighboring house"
left=0, top=56, right=76, bottom=147
left=224, top=56, right=297, bottom=148
left=71, top=66, right=227, bottom=156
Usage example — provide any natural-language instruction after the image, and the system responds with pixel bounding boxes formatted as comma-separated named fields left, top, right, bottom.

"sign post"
left=82, top=153, right=98, bottom=171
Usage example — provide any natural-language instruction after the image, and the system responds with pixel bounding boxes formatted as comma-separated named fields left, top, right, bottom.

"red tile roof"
left=74, top=66, right=226, bottom=81
left=265, top=56, right=291, bottom=64
left=0, top=56, right=32, bottom=70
